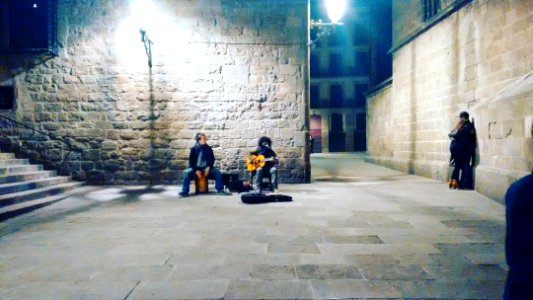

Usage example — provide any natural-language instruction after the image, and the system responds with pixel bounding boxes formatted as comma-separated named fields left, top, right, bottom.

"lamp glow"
left=131, top=0, right=157, bottom=32
left=325, top=0, right=347, bottom=24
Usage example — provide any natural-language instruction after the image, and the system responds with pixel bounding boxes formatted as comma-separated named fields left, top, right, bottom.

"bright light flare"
left=115, top=0, right=188, bottom=70
left=131, top=0, right=158, bottom=32
left=326, top=0, right=347, bottom=24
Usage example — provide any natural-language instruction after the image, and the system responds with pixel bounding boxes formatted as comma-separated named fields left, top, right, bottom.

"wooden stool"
left=195, top=173, right=209, bottom=194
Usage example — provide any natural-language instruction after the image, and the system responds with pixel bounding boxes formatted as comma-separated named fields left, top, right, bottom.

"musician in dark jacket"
left=250, top=136, right=279, bottom=192
left=179, top=133, right=224, bottom=197
left=448, top=111, right=476, bottom=189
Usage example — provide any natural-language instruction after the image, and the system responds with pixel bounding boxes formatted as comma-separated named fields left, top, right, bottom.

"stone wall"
left=366, top=83, right=393, bottom=158
left=366, top=0, right=532, bottom=202
left=391, top=0, right=423, bottom=47
left=0, top=0, right=310, bottom=184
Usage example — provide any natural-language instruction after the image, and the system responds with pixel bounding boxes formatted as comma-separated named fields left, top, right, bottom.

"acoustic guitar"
left=246, top=154, right=275, bottom=172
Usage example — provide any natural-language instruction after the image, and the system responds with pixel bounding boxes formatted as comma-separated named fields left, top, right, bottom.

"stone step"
left=0, top=159, right=30, bottom=167
left=0, top=153, right=15, bottom=159
left=0, top=176, right=72, bottom=195
left=0, top=181, right=84, bottom=208
left=0, top=185, right=90, bottom=222
left=0, top=165, right=43, bottom=176
left=0, top=171, right=57, bottom=184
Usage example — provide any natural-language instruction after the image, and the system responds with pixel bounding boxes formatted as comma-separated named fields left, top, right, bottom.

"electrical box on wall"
left=0, top=86, right=14, bottom=110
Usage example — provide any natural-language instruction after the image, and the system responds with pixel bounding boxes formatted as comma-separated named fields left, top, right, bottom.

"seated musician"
left=249, top=136, right=279, bottom=192
left=179, top=133, right=225, bottom=197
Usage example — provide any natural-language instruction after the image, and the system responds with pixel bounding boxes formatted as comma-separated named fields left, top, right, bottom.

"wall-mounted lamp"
left=310, top=0, right=347, bottom=46
left=140, top=29, right=153, bottom=68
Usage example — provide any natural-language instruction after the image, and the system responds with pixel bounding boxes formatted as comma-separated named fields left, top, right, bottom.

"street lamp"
left=131, top=0, right=157, bottom=68
left=140, top=29, right=153, bottom=68
left=310, top=0, right=347, bottom=46
left=326, top=0, right=347, bottom=24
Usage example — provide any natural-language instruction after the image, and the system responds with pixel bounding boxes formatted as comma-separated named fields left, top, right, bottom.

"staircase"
left=0, top=152, right=84, bottom=221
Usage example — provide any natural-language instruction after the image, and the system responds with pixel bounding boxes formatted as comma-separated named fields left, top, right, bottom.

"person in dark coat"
left=448, top=111, right=476, bottom=189
left=250, top=136, right=279, bottom=192
left=179, top=133, right=224, bottom=197
left=503, top=173, right=533, bottom=299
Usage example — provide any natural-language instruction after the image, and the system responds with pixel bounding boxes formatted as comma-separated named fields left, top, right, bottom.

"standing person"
left=503, top=173, right=533, bottom=299
left=250, top=136, right=279, bottom=192
left=309, top=135, right=315, bottom=154
left=179, top=133, right=225, bottom=197
left=448, top=111, right=476, bottom=189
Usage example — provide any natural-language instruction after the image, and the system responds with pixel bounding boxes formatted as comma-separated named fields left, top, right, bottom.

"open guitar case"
left=241, top=192, right=292, bottom=204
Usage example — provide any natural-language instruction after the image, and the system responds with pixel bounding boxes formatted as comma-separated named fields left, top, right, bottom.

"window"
left=328, top=32, right=342, bottom=47
left=352, top=23, right=369, bottom=45
left=331, top=113, right=344, bottom=132
left=329, top=84, right=343, bottom=108
left=310, top=54, right=319, bottom=77
left=354, top=51, right=369, bottom=76
left=354, top=84, right=367, bottom=108
left=0, top=86, right=14, bottom=110
left=422, top=0, right=441, bottom=21
left=1, top=0, right=57, bottom=53
left=310, top=85, right=320, bottom=108
left=356, top=113, right=366, bottom=130
left=329, top=53, right=342, bottom=76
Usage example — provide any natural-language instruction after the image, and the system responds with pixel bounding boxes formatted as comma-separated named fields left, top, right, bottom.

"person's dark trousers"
left=180, top=167, right=224, bottom=194
left=450, top=154, right=466, bottom=182
left=459, top=158, right=474, bottom=189
left=255, top=166, right=278, bottom=191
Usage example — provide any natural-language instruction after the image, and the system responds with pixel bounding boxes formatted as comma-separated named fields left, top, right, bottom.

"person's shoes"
left=451, top=179, right=459, bottom=189
left=179, top=192, right=189, bottom=198
left=217, top=190, right=231, bottom=196
left=448, top=179, right=454, bottom=189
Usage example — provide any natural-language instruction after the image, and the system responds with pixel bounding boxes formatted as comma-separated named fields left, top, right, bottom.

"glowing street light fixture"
left=311, top=0, right=347, bottom=27
left=325, top=0, right=347, bottom=24
left=310, top=0, right=346, bottom=46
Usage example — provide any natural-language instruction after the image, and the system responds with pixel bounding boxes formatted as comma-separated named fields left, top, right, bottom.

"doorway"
left=310, top=114, right=322, bottom=153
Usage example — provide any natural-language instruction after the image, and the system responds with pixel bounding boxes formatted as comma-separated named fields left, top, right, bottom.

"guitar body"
left=246, top=154, right=266, bottom=172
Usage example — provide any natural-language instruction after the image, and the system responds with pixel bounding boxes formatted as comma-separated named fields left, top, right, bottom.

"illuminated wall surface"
left=0, top=0, right=310, bottom=184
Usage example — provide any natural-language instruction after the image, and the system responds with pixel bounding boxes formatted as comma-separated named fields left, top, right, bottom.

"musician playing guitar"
left=248, top=136, right=279, bottom=192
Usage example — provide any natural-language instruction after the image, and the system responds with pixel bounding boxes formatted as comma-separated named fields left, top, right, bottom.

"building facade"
left=366, top=0, right=532, bottom=202
left=0, top=0, right=310, bottom=184
left=309, top=0, right=391, bottom=153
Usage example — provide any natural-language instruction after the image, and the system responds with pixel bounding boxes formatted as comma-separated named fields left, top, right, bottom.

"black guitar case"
left=241, top=192, right=292, bottom=204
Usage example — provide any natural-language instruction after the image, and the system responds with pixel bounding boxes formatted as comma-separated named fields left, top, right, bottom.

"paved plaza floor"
left=0, top=154, right=507, bottom=299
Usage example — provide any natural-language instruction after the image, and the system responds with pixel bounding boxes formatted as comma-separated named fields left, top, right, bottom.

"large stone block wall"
left=366, top=0, right=532, bottom=202
left=0, top=0, right=310, bottom=184
left=366, top=84, right=393, bottom=158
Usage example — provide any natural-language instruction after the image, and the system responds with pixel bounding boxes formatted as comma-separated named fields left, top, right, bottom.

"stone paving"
left=0, top=154, right=507, bottom=299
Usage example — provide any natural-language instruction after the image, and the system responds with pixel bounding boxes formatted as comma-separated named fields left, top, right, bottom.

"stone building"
left=366, top=0, right=532, bottom=202
left=309, top=0, right=392, bottom=153
left=0, top=0, right=310, bottom=184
